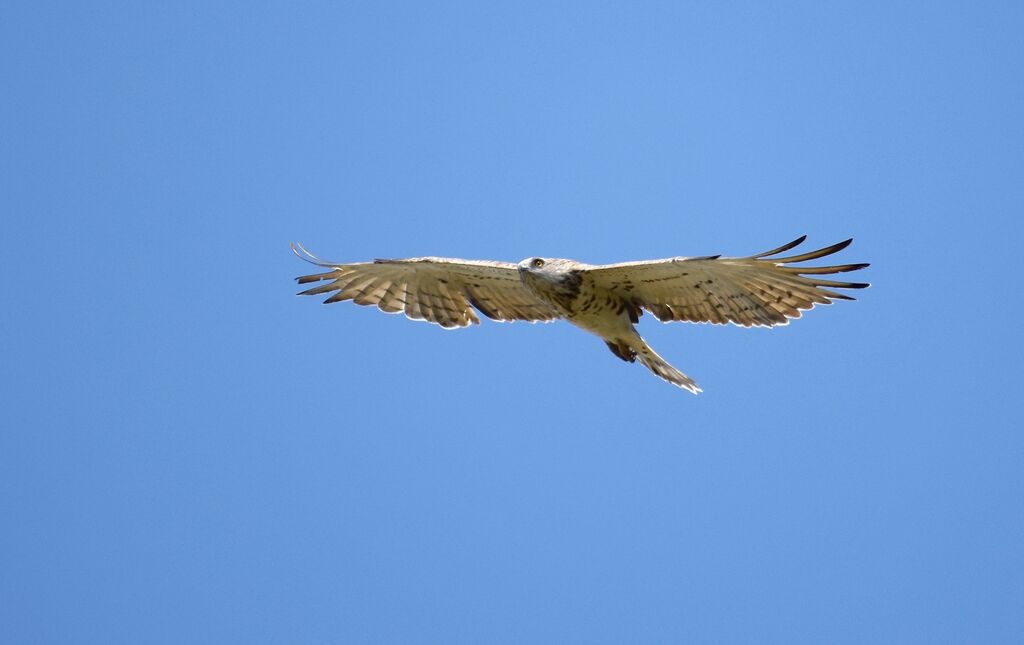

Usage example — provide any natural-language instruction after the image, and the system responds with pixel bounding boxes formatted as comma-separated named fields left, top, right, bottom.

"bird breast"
left=520, top=267, right=584, bottom=312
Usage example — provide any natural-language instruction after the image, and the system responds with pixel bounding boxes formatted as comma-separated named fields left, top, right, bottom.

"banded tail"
left=605, top=334, right=701, bottom=394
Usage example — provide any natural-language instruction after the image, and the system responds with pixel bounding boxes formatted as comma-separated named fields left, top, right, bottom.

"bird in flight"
left=292, top=236, right=868, bottom=393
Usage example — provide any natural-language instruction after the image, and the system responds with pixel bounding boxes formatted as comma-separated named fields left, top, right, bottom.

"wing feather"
left=587, top=237, right=869, bottom=328
left=291, top=243, right=558, bottom=328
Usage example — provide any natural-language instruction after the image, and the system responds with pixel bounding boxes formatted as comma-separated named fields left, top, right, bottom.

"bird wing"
left=291, top=243, right=559, bottom=328
left=585, top=236, right=869, bottom=327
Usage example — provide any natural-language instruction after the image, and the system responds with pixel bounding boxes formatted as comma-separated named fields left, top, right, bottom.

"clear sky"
left=3, top=1, right=1022, bottom=643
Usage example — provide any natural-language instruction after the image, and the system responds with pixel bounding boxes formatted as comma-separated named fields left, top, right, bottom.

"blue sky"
left=3, top=1, right=1022, bottom=643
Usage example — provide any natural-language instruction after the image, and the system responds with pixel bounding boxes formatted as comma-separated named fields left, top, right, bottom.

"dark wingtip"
left=774, top=237, right=857, bottom=263
left=753, top=235, right=807, bottom=258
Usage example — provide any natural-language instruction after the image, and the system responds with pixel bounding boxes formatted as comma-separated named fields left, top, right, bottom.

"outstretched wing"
left=587, top=236, right=869, bottom=327
left=291, top=243, right=559, bottom=328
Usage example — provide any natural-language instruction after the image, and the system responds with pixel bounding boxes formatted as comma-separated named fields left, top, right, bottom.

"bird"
left=291, top=236, right=869, bottom=393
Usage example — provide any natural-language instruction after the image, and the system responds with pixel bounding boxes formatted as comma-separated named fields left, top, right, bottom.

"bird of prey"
left=291, top=236, right=868, bottom=393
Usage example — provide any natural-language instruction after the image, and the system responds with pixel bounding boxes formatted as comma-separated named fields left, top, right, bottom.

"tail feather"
left=625, top=336, right=701, bottom=394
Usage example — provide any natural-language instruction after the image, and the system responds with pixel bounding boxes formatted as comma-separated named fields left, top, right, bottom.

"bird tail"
left=632, top=336, right=701, bottom=394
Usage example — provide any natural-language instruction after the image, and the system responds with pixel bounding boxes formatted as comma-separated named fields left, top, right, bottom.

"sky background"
left=3, top=1, right=1023, bottom=643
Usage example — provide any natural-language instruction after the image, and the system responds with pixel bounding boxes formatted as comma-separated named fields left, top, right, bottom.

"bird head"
left=517, top=257, right=548, bottom=273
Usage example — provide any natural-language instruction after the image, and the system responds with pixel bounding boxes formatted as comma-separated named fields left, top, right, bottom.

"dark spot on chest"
left=553, top=270, right=584, bottom=305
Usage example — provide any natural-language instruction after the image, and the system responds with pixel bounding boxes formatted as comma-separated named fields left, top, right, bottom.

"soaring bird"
left=291, top=236, right=868, bottom=393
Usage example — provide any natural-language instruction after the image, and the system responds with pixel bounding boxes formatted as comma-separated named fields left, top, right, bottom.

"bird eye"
left=532, top=258, right=545, bottom=268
